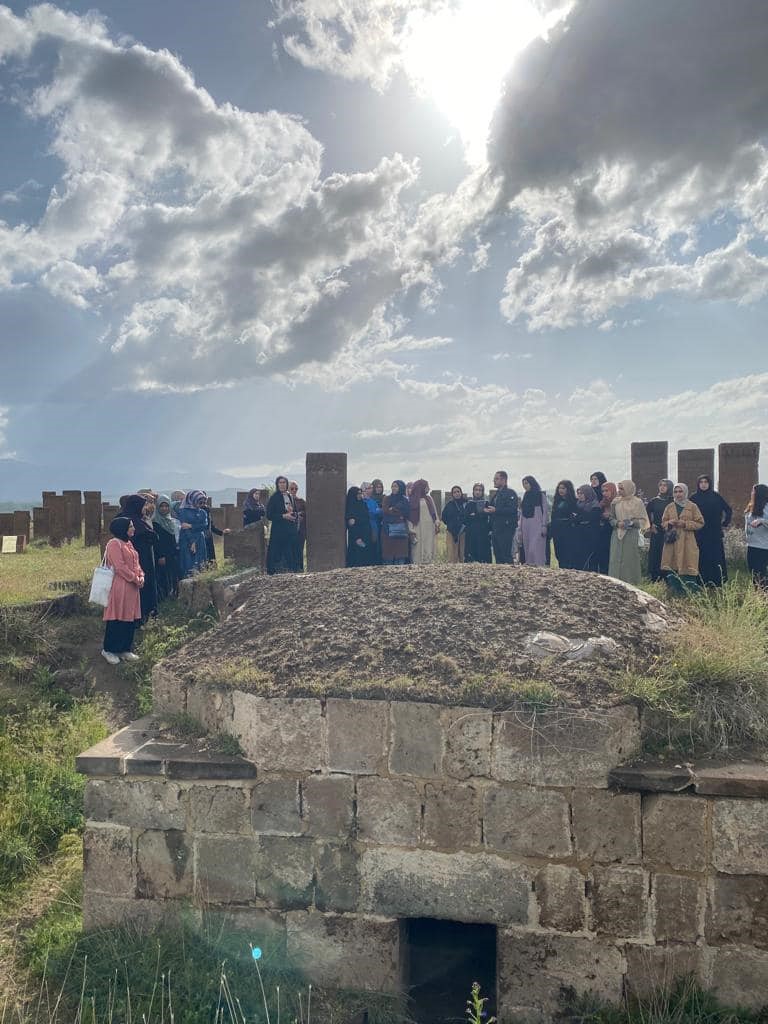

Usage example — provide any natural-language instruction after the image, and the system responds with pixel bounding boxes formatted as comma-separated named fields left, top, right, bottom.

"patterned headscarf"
left=181, top=489, right=207, bottom=510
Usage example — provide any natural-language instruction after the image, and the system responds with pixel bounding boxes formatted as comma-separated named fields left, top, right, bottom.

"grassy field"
left=0, top=540, right=100, bottom=606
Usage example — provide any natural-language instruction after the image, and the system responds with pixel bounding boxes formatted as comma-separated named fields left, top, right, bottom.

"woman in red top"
left=102, top=517, right=145, bottom=666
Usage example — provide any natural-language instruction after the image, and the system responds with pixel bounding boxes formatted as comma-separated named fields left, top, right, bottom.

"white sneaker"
left=120, top=652, right=140, bottom=662
left=101, top=650, right=120, bottom=666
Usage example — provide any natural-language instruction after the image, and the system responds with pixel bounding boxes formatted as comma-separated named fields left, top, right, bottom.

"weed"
left=466, top=982, right=496, bottom=1024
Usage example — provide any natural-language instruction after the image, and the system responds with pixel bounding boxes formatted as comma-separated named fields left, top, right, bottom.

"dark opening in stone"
left=403, top=918, right=496, bottom=1024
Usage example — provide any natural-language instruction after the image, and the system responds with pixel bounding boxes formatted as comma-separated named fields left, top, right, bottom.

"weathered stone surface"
left=710, top=947, right=768, bottom=1009
left=712, top=798, right=768, bottom=874
left=492, top=706, right=641, bottom=788
left=254, top=836, right=315, bottom=910
left=82, top=893, right=193, bottom=932
left=677, top=448, right=715, bottom=492
left=251, top=775, right=302, bottom=836
left=483, top=785, right=571, bottom=859
left=360, top=847, right=531, bottom=925
left=286, top=911, right=401, bottom=992
left=314, top=842, right=360, bottom=913
left=695, top=762, right=768, bottom=798
left=326, top=699, right=388, bottom=775
left=205, top=906, right=287, bottom=950
left=442, top=707, right=492, bottom=779
left=631, top=442, right=669, bottom=510
left=185, top=684, right=235, bottom=733
left=535, top=865, right=585, bottom=932
left=572, top=790, right=641, bottom=863
left=305, top=453, right=347, bottom=572
left=718, top=441, right=760, bottom=529
left=642, top=794, right=708, bottom=872
left=302, top=775, right=354, bottom=838
left=653, top=873, right=701, bottom=943
left=83, top=826, right=134, bottom=896
left=187, top=785, right=251, bottom=834
left=232, top=694, right=326, bottom=771
left=223, top=527, right=266, bottom=571
left=423, top=782, right=481, bottom=849
left=706, top=874, right=768, bottom=948
left=609, top=762, right=693, bottom=793
left=76, top=718, right=156, bottom=776
left=591, top=866, right=648, bottom=938
left=195, top=835, right=256, bottom=902
left=356, top=777, right=422, bottom=846
left=136, top=829, right=193, bottom=899
left=498, top=929, right=624, bottom=1020
left=85, top=778, right=185, bottom=830
left=152, top=665, right=187, bottom=715
left=624, top=945, right=705, bottom=998
left=389, top=701, right=443, bottom=778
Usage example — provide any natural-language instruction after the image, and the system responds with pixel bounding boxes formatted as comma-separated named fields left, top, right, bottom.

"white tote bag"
left=89, top=553, right=115, bottom=607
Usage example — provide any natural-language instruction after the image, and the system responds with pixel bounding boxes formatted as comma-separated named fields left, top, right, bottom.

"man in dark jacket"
left=486, top=470, right=519, bottom=565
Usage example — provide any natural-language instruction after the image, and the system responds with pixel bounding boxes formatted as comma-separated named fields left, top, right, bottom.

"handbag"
left=385, top=520, right=408, bottom=539
left=89, top=553, right=115, bottom=607
left=664, top=529, right=678, bottom=545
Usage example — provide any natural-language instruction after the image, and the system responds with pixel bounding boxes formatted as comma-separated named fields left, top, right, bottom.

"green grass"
left=0, top=539, right=100, bottom=607
left=566, top=975, right=765, bottom=1023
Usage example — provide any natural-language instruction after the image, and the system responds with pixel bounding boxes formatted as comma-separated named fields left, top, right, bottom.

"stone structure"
left=719, top=442, right=760, bottom=527
left=630, top=442, right=668, bottom=500
left=0, top=513, right=14, bottom=536
left=32, top=507, right=49, bottom=540
left=431, top=489, right=443, bottom=515
left=13, top=510, right=31, bottom=542
left=305, top=453, right=346, bottom=572
left=63, top=489, right=83, bottom=539
left=47, top=494, right=68, bottom=548
left=83, top=491, right=102, bottom=547
left=676, top=448, right=715, bottom=491
left=223, top=525, right=267, bottom=571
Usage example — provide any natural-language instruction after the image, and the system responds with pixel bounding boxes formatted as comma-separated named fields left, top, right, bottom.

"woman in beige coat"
left=660, top=482, right=705, bottom=595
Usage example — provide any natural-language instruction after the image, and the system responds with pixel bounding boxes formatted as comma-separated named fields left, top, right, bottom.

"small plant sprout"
left=466, top=981, right=495, bottom=1024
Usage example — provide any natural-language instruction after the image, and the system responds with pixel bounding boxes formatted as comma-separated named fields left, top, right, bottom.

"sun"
left=401, top=0, right=554, bottom=164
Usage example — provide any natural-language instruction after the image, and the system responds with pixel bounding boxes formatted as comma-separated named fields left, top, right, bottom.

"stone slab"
left=535, top=864, right=586, bottom=932
left=326, top=698, right=389, bottom=775
left=706, top=874, right=768, bottom=948
left=712, top=798, right=768, bottom=874
left=314, top=842, right=361, bottom=913
left=696, top=762, right=768, bottom=799
left=442, top=707, right=492, bottom=779
left=653, top=873, right=702, bottom=943
left=302, top=775, right=355, bottom=838
left=251, top=775, right=303, bottom=836
left=422, top=782, right=481, bottom=850
left=223, top=527, right=266, bottom=571
left=286, top=912, right=401, bottom=992
left=389, top=701, right=443, bottom=778
left=630, top=442, right=669, bottom=505
left=590, top=866, right=648, bottom=939
left=232, top=693, right=326, bottom=771
left=483, top=785, right=571, bottom=859
left=186, top=784, right=251, bottom=834
left=624, top=945, right=705, bottom=998
left=676, top=448, right=715, bottom=492
left=195, top=834, right=256, bottom=902
left=718, top=441, right=759, bottom=528
left=710, top=947, right=768, bottom=1009
left=609, top=762, right=694, bottom=793
left=642, top=794, right=709, bottom=872
left=356, top=777, right=422, bottom=846
left=136, top=828, right=193, bottom=899
left=253, top=836, right=315, bottom=910
left=76, top=717, right=156, bottom=775
left=85, top=778, right=185, bottom=830
left=83, top=825, right=134, bottom=897
left=572, top=790, right=641, bottom=863
left=306, top=453, right=347, bottom=572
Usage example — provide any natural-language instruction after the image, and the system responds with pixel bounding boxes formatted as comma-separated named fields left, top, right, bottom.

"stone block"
left=13, top=510, right=31, bottom=542
left=718, top=441, right=759, bottom=528
left=712, top=798, right=768, bottom=874
left=389, top=701, right=443, bottom=778
left=253, top=836, right=315, bottom=910
left=286, top=911, right=401, bottom=992
left=491, top=706, right=641, bottom=788
left=695, top=761, right=768, bottom=798
left=82, top=893, right=193, bottom=932
left=306, top=453, right=347, bottom=572
left=710, top=947, right=768, bottom=1009
left=590, top=866, right=648, bottom=938
left=186, top=683, right=234, bottom=733
left=706, top=874, right=768, bottom=948
left=76, top=718, right=156, bottom=775
left=83, top=825, right=134, bottom=897
left=572, top=789, right=641, bottom=863
left=442, top=707, right=492, bottom=779
left=187, top=785, right=251, bottom=834
left=535, top=865, right=586, bottom=932
left=251, top=775, right=303, bottom=836
left=642, top=794, right=708, bottom=872
left=498, top=929, right=624, bottom=1021
left=360, top=847, right=531, bottom=925
left=302, top=775, right=354, bottom=838
left=314, top=842, right=360, bottom=913
left=232, top=693, right=326, bottom=771
left=653, top=873, right=702, bottom=943
left=152, top=665, right=187, bottom=715
left=676, top=448, right=715, bottom=492
left=326, top=698, right=388, bottom=774
left=195, top=834, right=256, bottom=902
left=205, top=906, right=287, bottom=952
left=624, top=945, right=705, bottom=998
left=356, top=777, right=422, bottom=846
left=33, top=506, right=49, bottom=540
left=609, top=762, right=694, bottom=793
left=483, top=785, right=571, bottom=859
left=630, top=442, right=669, bottom=506
left=223, top=527, right=267, bottom=571
left=85, top=778, right=185, bottom=830
left=422, top=782, right=482, bottom=850
left=136, top=829, right=193, bottom=899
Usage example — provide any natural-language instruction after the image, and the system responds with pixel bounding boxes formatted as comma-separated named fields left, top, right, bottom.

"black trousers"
left=492, top=526, right=515, bottom=565
left=103, top=619, right=140, bottom=654
left=747, top=546, right=768, bottom=589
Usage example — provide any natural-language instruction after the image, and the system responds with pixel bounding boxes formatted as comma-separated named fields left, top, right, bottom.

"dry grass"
left=0, top=540, right=100, bottom=607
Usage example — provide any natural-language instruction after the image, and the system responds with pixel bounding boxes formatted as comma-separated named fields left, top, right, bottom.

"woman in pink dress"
left=101, top=517, right=145, bottom=666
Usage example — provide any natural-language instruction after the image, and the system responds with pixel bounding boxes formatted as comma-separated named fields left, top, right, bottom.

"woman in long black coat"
left=572, top=484, right=602, bottom=571
left=645, top=479, right=673, bottom=582
left=464, top=483, right=492, bottom=563
left=690, top=475, right=732, bottom=586
left=122, top=493, right=158, bottom=622
left=152, top=495, right=180, bottom=600
left=345, top=486, right=373, bottom=566
left=266, top=476, right=301, bottom=575
left=550, top=480, right=578, bottom=569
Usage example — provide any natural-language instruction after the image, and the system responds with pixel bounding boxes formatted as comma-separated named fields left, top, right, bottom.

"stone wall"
left=78, top=689, right=768, bottom=1019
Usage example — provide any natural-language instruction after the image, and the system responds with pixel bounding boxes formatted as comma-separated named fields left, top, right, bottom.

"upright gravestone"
left=33, top=507, right=49, bottom=540
left=431, top=490, right=443, bottom=516
left=0, top=513, right=14, bottom=536
left=630, top=442, right=669, bottom=501
left=13, top=510, right=31, bottom=542
left=63, top=490, right=83, bottom=539
left=221, top=503, right=238, bottom=531
left=48, top=495, right=68, bottom=548
left=677, top=449, right=715, bottom=491
left=306, top=453, right=347, bottom=572
left=223, top=524, right=267, bottom=571
left=719, top=442, right=760, bottom=528
left=210, top=506, right=225, bottom=532
left=236, top=491, right=249, bottom=509
left=83, top=491, right=102, bottom=547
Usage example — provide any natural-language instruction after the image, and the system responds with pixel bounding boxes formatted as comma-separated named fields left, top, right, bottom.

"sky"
left=0, top=0, right=767, bottom=499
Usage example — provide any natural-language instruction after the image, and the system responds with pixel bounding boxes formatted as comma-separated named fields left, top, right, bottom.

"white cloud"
left=0, top=406, right=13, bottom=458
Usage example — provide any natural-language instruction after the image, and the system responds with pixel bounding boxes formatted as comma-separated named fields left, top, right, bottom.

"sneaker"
left=101, top=650, right=120, bottom=666
left=120, top=652, right=140, bottom=662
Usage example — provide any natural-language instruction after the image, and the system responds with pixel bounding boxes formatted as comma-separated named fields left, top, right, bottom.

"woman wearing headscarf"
left=660, top=483, right=705, bottom=594
left=177, top=490, right=210, bottom=579
left=745, top=484, right=768, bottom=590
left=381, top=480, right=410, bottom=565
left=170, top=490, right=185, bottom=515
left=289, top=482, right=307, bottom=570
left=441, top=486, right=469, bottom=563
left=596, top=481, right=617, bottom=574
left=198, top=495, right=228, bottom=565
left=371, top=480, right=385, bottom=508
left=608, top=480, right=651, bottom=585
left=153, top=495, right=180, bottom=601
left=518, top=476, right=548, bottom=566
left=464, top=483, right=492, bottom=564
left=345, top=486, right=373, bottom=567
left=101, top=517, right=144, bottom=665
left=362, top=482, right=383, bottom=564
left=243, top=488, right=266, bottom=527
left=646, top=480, right=674, bottom=582
left=591, top=472, right=607, bottom=503
left=690, top=475, right=732, bottom=586
left=550, top=480, right=578, bottom=569
left=266, top=476, right=301, bottom=574
left=408, top=479, right=439, bottom=565
left=121, top=494, right=159, bottom=622
left=573, top=484, right=602, bottom=572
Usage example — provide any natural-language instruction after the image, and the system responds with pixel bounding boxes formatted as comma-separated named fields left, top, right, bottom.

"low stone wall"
left=78, top=692, right=768, bottom=1019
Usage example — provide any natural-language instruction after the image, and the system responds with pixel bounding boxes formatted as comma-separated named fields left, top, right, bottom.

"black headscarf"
left=591, top=471, right=607, bottom=502
left=521, top=476, right=543, bottom=518
left=109, top=516, right=132, bottom=541
left=387, top=480, right=410, bottom=516
left=345, top=486, right=366, bottom=517
left=122, top=493, right=153, bottom=536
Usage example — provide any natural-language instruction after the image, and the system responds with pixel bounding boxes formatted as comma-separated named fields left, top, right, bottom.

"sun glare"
left=402, top=0, right=553, bottom=164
